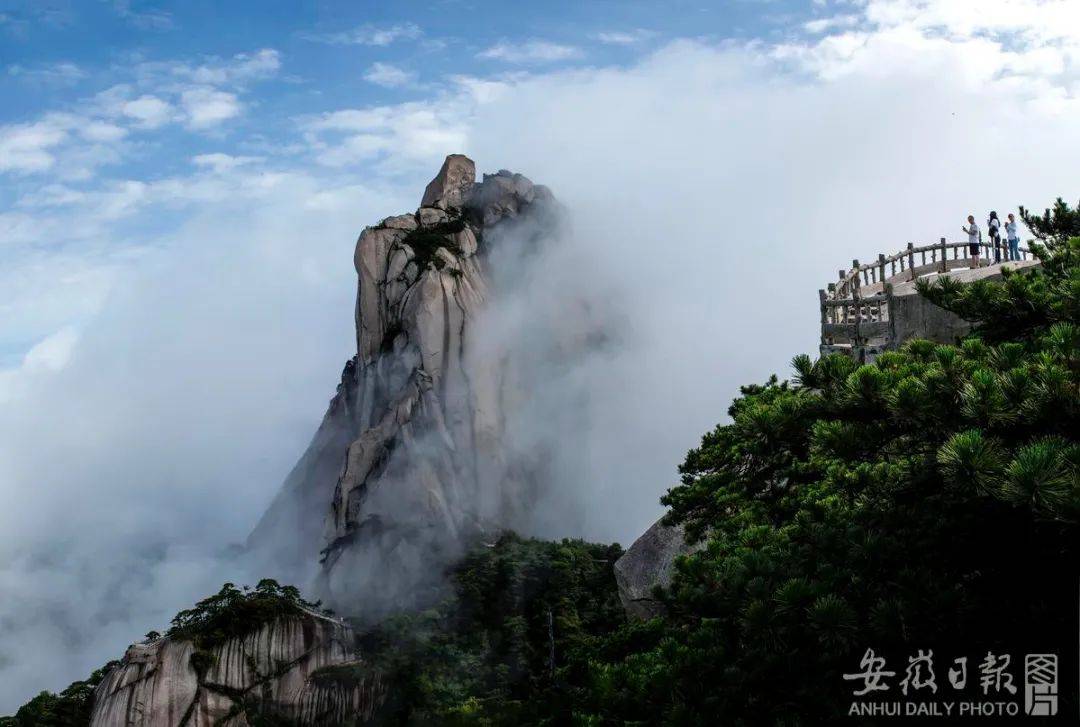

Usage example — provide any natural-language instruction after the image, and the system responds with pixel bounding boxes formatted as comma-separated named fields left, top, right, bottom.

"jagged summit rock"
left=248, top=154, right=561, bottom=622
left=419, top=153, right=476, bottom=209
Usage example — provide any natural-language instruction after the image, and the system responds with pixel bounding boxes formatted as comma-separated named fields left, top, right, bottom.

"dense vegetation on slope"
left=562, top=206, right=1079, bottom=724
left=168, top=579, right=328, bottom=678
left=329, top=535, right=625, bottom=725
left=0, top=664, right=116, bottom=727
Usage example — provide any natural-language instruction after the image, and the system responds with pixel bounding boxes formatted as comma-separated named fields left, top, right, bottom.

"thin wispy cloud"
left=803, top=14, right=860, bottom=34
left=478, top=40, right=582, bottom=63
left=111, top=0, right=174, bottom=31
left=131, top=48, right=282, bottom=87
left=7, top=62, right=87, bottom=85
left=593, top=29, right=655, bottom=45
left=0, top=4, right=74, bottom=31
left=300, top=22, right=422, bottom=46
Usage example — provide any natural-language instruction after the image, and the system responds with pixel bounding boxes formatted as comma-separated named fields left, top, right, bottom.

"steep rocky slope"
left=248, top=155, right=560, bottom=619
left=89, top=609, right=379, bottom=726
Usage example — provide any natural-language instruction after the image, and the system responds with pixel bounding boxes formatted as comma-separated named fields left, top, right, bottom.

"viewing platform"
left=820, top=238, right=1038, bottom=361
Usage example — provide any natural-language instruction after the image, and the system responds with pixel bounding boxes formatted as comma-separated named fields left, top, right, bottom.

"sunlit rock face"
left=249, top=155, right=561, bottom=621
left=89, top=612, right=380, bottom=726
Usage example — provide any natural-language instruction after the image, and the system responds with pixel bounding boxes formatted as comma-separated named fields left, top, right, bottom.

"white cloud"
left=22, top=327, right=79, bottom=372
left=15, top=183, right=87, bottom=209
left=301, top=22, right=422, bottom=46
left=180, top=87, right=241, bottom=129
left=191, top=152, right=263, bottom=173
left=180, top=48, right=282, bottom=85
left=0, top=46, right=279, bottom=182
left=363, top=62, right=416, bottom=88
left=478, top=40, right=583, bottom=64
left=79, top=120, right=128, bottom=143
left=0, top=164, right=411, bottom=708
left=0, top=328, right=78, bottom=404
left=862, top=0, right=1080, bottom=41
left=230, top=48, right=281, bottom=79
left=120, top=94, right=174, bottom=128
left=0, top=118, right=69, bottom=173
left=302, top=100, right=471, bottom=169
left=804, top=14, right=860, bottom=34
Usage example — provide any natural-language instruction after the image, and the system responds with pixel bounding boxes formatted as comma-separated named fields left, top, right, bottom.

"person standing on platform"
left=963, top=215, right=981, bottom=267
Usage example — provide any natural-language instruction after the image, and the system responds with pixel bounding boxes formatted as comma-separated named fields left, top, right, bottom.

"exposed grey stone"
left=245, top=154, right=562, bottom=623
left=614, top=518, right=705, bottom=620
left=381, top=213, right=418, bottom=231
left=420, top=153, right=475, bottom=209
left=454, top=227, right=478, bottom=256
left=89, top=611, right=384, bottom=726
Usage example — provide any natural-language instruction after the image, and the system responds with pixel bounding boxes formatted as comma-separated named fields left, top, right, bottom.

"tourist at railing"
left=963, top=215, right=981, bottom=266
left=1005, top=212, right=1020, bottom=261
left=987, top=211, right=1002, bottom=263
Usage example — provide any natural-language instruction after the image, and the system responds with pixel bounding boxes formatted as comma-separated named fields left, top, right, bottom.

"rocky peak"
left=419, top=153, right=475, bottom=209
left=248, top=154, right=561, bottom=622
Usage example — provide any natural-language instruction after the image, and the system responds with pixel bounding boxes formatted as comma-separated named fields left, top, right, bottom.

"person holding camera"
left=963, top=215, right=981, bottom=267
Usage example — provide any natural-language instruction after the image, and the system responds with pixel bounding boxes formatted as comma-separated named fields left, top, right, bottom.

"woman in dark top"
left=987, top=211, right=1002, bottom=263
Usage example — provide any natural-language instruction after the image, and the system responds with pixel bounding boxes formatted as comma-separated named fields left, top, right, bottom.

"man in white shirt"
left=963, top=215, right=981, bottom=267
left=1005, top=213, right=1020, bottom=261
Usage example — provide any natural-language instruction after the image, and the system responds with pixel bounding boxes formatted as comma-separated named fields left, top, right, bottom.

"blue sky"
left=3, top=0, right=1080, bottom=709
left=0, top=0, right=845, bottom=370
left=1, top=0, right=822, bottom=190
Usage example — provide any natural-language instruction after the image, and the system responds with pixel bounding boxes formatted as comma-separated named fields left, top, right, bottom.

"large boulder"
left=419, top=153, right=475, bottom=209
left=613, top=518, right=704, bottom=620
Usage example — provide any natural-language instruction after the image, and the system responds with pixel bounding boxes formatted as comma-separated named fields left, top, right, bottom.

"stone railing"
left=820, top=238, right=1033, bottom=359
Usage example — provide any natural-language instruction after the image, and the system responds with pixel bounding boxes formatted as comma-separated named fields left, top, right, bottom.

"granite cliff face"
left=248, top=154, right=559, bottom=619
left=89, top=611, right=380, bottom=726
